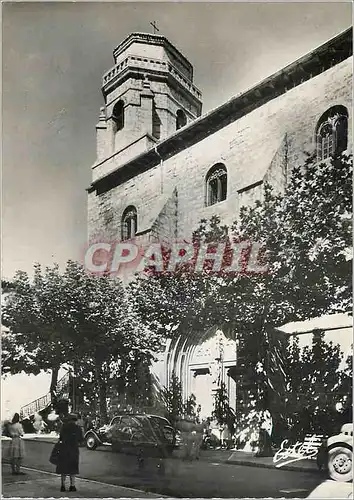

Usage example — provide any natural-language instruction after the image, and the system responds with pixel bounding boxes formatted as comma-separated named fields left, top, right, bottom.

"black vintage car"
left=84, top=413, right=176, bottom=457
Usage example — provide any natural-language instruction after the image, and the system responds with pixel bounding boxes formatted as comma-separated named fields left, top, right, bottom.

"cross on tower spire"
left=150, top=21, right=159, bottom=34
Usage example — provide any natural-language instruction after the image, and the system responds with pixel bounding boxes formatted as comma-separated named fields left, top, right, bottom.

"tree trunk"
left=94, top=358, right=108, bottom=424
left=50, top=366, right=59, bottom=407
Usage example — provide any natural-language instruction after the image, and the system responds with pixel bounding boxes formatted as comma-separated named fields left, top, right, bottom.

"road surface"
left=2, top=440, right=328, bottom=498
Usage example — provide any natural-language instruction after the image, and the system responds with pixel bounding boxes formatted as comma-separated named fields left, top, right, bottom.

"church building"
left=87, top=29, right=352, bottom=418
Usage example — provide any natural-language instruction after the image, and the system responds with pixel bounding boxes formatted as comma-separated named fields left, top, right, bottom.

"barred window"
left=121, top=206, right=137, bottom=241
left=316, top=106, right=348, bottom=161
left=206, top=164, right=227, bottom=207
left=112, top=100, right=124, bottom=133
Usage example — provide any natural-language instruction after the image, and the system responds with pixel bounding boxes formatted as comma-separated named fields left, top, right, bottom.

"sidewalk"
left=226, top=450, right=319, bottom=473
left=2, top=464, right=165, bottom=498
left=22, top=433, right=59, bottom=442
left=174, top=447, right=319, bottom=473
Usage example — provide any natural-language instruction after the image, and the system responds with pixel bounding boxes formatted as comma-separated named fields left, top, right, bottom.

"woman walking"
left=56, top=413, right=83, bottom=492
left=177, top=415, right=196, bottom=461
left=193, top=420, right=205, bottom=460
left=9, top=413, right=25, bottom=475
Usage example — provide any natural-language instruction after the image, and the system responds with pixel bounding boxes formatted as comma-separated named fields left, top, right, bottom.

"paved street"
left=2, top=440, right=327, bottom=498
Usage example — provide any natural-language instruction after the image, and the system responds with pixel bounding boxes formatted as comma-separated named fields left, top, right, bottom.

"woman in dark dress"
left=56, top=413, right=83, bottom=492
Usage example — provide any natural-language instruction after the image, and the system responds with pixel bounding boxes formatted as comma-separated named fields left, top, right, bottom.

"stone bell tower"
left=94, top=32, right=203, bottom=179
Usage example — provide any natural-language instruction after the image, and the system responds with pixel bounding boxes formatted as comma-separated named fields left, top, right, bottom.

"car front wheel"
left=328, top=446, right=353, bottom=482
left=86, top=434, right=98, bottom=450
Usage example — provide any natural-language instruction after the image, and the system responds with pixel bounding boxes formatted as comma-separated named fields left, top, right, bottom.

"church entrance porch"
left=164, top=327, right=237, bottom=420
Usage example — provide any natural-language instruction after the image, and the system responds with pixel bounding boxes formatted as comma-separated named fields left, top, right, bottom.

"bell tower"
left=94, top=32, right=203, bottom=173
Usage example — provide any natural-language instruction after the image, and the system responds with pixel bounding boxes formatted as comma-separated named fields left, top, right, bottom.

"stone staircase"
left=20, top=371, right=70, bottom=419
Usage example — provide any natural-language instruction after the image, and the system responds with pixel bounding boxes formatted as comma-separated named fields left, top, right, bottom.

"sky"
left=2, top=1, right=352, bottom=279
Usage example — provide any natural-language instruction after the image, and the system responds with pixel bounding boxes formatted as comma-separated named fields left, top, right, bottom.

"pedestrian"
left=76, top=414, right=85, bottom=445
left=33, top=412, right=46, bottom=434
left=178, top=415, right=196, bottom=461
left=47, top=408, right=60, bottom=434
left=2, top=419, right=11, bottom=437
left=21, top=417, right=32, bottom=434
left=194, top=420, right=204, bottom=459
left=8, top=413, right=26, bottom=475
left=85, top=415, right=94, bottom=432
left=56, top=413, right=83, bottom=492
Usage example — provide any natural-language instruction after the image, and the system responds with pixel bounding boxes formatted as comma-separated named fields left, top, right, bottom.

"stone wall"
left=88, top=57, right=352, bottom=245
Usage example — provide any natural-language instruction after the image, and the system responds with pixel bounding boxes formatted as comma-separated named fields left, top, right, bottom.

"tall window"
left=176, top=109, right=187, bottom=130
left=316, top=106, right=348, bottom=161
left=121, top=206, right=137, bottom=241
left=112, top=100, right=125, bottom=132
left=206, top=163, right=227, bottom=206
left=152, top=104, right=161, bottom=139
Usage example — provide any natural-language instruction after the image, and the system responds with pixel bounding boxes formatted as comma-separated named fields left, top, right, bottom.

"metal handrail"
left=20, top=371, right=70, bottom=419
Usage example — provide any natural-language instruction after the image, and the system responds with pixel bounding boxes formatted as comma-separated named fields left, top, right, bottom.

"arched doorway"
left=165, top=328, right=237, bottom=419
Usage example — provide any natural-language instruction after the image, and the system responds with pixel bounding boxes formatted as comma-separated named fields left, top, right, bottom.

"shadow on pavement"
left=1, top=463, right=165, bottom=498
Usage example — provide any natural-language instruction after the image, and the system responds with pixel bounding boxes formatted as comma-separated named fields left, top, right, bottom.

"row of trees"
left=2, top=262, right=163, bottom=422
left=2, top=153, right=352, bottom=443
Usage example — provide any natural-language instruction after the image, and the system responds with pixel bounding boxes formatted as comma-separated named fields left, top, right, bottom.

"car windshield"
left=135, top=415, right=151, bottom=432
left=149, top=416, right=170, bottom=428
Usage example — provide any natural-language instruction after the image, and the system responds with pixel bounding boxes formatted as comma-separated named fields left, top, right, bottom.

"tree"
left=1, top=280, right=16, bottom=293
left=129, top=153, right=352, bottom=445
left=161, top=371, right=184, bottom=426
left=2, top=265, right=74, bottom=399
left=2, top=261, right=164, bottom=422
left=184, top=393, right=197, bottom=419
left=283, top=332, right=347, bottom=440
left=337, top=352, right=353, bottom=425
left=213, top=382, right=235, bottom=431
left=161, top=372, right=199, bottom=426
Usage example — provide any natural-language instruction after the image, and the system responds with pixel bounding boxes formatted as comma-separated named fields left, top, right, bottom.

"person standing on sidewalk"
left=194, top=420, right=205, bottom=460
left=178, top=415, right=197, bottom=461
left=76, top=414, right=85, bottom=445
left=56, top=413, right=83, bottom=492
left=8, top=413, right=25, bottom=475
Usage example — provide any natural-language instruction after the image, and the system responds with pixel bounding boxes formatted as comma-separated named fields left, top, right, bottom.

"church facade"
left=87, top=29, right=352, bottom=417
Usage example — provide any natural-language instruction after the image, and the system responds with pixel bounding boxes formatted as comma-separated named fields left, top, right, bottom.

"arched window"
left=316, top=106, right=348, bottom=161
left=112, top=100, right=125, bottom=132
left=121, top=206, right=137, bottom=241
left=176, top=109, right=187, bottom=130
left=206, top=163, right=227, bottom=207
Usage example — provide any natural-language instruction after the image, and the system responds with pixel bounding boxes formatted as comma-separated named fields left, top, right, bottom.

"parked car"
left=317, top=423, right=353, bottom=482
left=84, top=413, right=176, bottom=457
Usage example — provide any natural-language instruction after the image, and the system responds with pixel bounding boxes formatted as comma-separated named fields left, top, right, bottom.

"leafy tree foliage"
left=129, top=153, right=352, bottom=444
left=2, top=265, right=73, bottom=393
left=282, top=331, right=350, bottom=440
left=2, top=261, right=164, bottom=422
left=161, top=371, right=184, bottom=426
left=161, top=372, right=199, bottom=426
left=184, top=393, right=198, bottom=420
left=1, top=280, right=16, bottom=293
left=213, top=382, right=235, bottom=432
